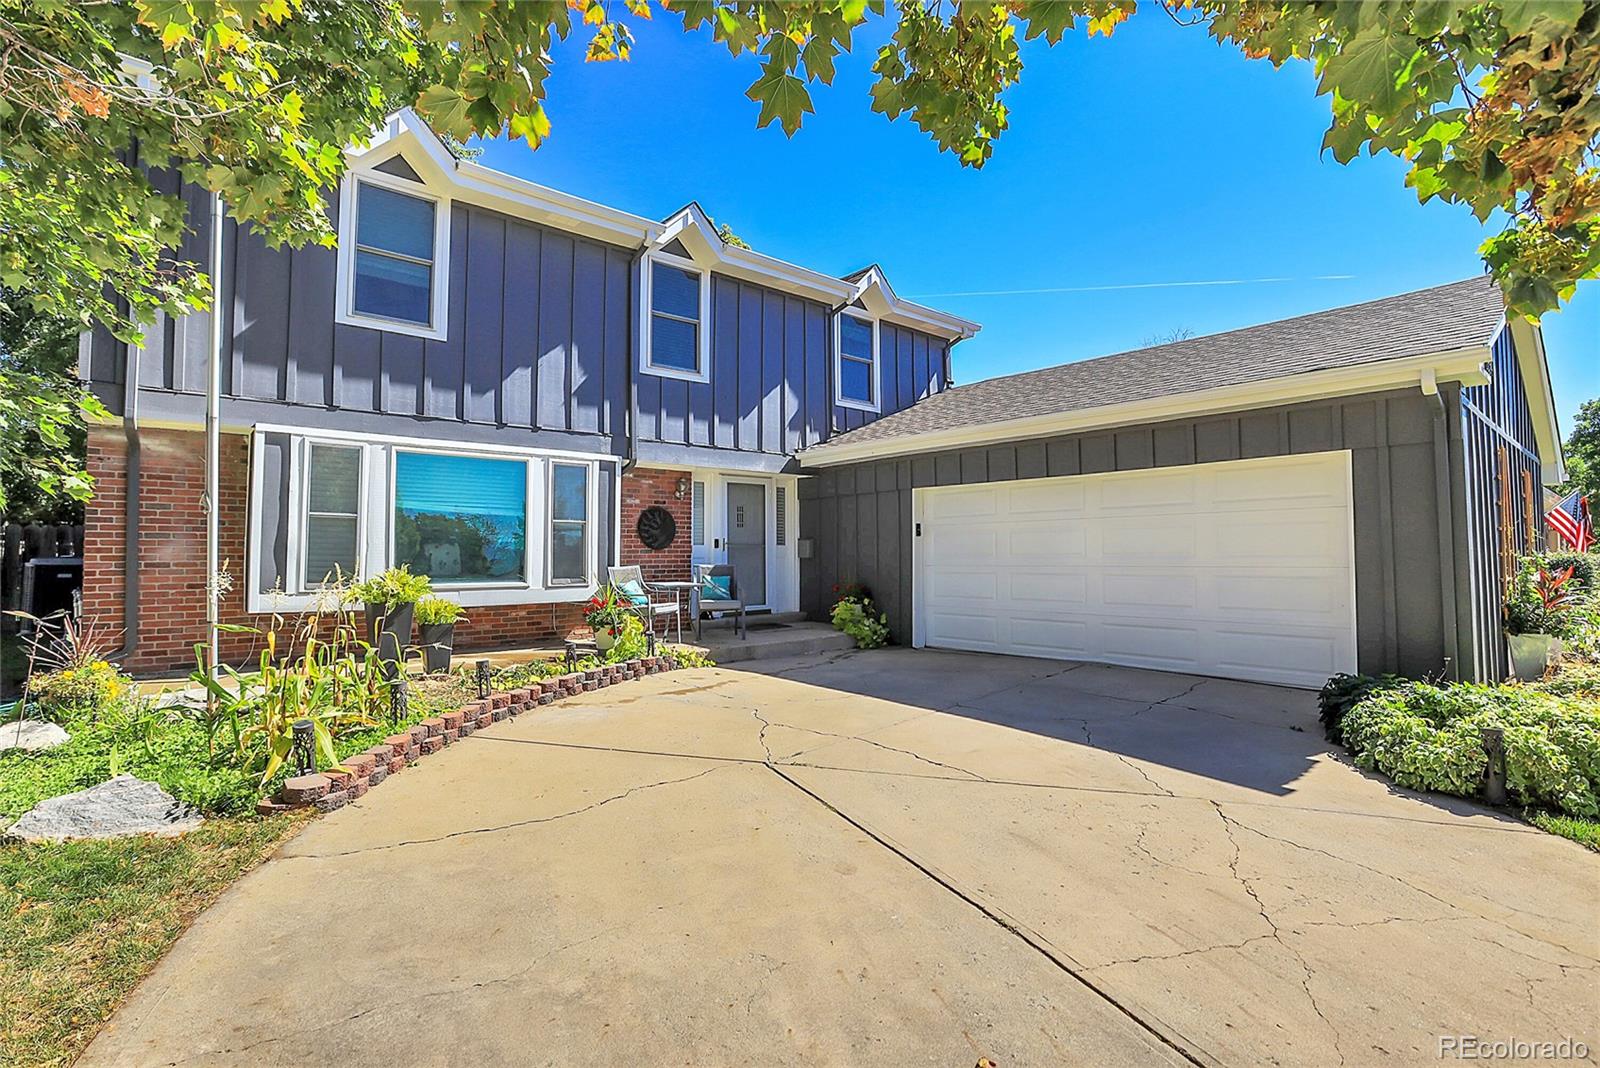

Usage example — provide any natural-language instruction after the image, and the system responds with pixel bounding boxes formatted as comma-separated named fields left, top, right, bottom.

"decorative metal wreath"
left=636, top=506, right=678, bottom=551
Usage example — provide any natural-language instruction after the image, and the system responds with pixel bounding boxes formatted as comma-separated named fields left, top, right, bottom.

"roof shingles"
left=805, top=275, right=1504, bottom=452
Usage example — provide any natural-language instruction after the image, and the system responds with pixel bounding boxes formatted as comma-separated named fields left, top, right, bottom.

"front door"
left=725, top=482, right=767, bottom=607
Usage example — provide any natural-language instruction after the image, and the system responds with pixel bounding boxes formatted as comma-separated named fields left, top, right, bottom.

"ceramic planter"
left=365, top=601, right=415, bottom=664
left=594, top=624, right=619, bottom=652
left=418, top=622, right=456, bottom=675
left=1506, top=631, right=1563, bottom=680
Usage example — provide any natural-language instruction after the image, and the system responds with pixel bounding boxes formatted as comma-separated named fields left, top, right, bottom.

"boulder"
left=0, top=719, right=70, bottom=754
left=6, top=775, right=204, bottom=842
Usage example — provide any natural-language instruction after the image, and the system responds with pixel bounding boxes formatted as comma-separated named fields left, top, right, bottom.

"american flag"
left=1544, top=489, right=1593, bottom=552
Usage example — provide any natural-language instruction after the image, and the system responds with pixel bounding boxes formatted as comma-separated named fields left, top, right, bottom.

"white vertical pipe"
left=205, top=193, right=225, bottom=683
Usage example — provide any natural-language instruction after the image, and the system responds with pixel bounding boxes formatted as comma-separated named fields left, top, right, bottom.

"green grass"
left=1525, top=809, right=1600, bottom=850
left=0, top=814, right=308, bottom=1068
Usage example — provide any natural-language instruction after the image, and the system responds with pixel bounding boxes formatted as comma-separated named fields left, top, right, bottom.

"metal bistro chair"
left=607, top=565, right=684, bottom=644
left=691, top=563, right=746, bottom=641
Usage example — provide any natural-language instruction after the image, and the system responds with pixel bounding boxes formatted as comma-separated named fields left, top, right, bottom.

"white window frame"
left=252, top=425, right=612, bottom=613
left=389, top=447, right=536, bottom=592
left=296, top=439, right=367, bottom=590
left=640, top=249, right=712, bottom=383
left=834, top=309, right=881, bottom=413
left=335, top=164, right=451, bottom=342
left=546, top=461, right=595, bottom=587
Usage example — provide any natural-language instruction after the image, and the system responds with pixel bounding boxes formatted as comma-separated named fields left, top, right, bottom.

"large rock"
left=6, top=775, right=204, bottom=842
left=0, top=719, right=70, bottom=754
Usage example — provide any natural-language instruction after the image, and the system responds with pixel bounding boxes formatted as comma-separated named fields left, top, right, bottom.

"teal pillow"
left=700, top=574, right=732, bottom=600
left=618, top=579, right=648, bottom=606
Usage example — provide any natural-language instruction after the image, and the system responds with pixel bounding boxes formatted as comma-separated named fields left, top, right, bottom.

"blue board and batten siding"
left=85, top=181, right=952, bottom=465
left=1454, top=327, right=1544, bottom=682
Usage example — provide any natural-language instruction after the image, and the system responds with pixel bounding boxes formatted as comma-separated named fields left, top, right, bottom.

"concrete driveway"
left=82, top=649, right=1598, bottom=1067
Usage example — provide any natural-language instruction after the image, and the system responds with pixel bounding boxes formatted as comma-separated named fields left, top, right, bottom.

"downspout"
left=204, top=193, right=225, bottom=687
left=621, top=244, right=642, bottom=475
left=1422, top=368, right=1461, bottom=680
left=108, top=320, right=141, bottom=666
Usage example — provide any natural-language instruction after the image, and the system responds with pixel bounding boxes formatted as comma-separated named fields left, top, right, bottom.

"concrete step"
left=696, top=610, right=808, bottom=631
left=688, top=621, right=856, bottom=665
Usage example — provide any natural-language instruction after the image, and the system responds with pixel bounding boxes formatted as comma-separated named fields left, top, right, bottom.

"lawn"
left=0, top=813, right=309, bottom=1068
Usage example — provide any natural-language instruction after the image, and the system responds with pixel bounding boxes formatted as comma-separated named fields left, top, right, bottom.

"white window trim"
left=834, top=309, right=881, bottom=413
left=294, top=438, right=368, bottom=591
left=250, top=427, right=611, bottom=613
left=640, top=249, right=712, bottom=383
left=335, top=163, right=451, bottom=342
left=546, top=461, right=595, bottom=587
left=388, top=446, right=538, bottom=593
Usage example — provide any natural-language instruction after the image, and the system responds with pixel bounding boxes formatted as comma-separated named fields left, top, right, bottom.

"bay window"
left=262, top=433, right=605, bottom=611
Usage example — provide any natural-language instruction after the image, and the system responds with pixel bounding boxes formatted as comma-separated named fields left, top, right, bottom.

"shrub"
left=1316, top=672, right=1404, bottom=744
left=668, top=645, right=716, bottom=669
left=830, top=597, right=890, bottom=649
left=352, top=566, right=432, bottom=607
left=24, top=661, right=126, bottom=724
left=1533, top=661, right=1600, bottom=699
left=1341, top=683, right=1600, bottom=818
left=1537, top=551, right=1600, bottom=593
left=413, top=596, right=465, bottom=626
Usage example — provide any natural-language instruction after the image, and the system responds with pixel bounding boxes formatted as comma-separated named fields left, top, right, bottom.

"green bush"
left=352, top=566, right=432, bottom=607
left=1341, top=682, right=1600, bottom=818
left=1537, top=551, right=1600, bottom=593
left=1533, top=661, right=1600, bottom=699
left=830, top=597, right=890, bottom=649
left=667, top=645, right=716, bottom=669
left=1316, top=672, right=1404, bottom=744
left=22, top=661, right=126, bottom=724
left=413, top=595, right=465, bottom=626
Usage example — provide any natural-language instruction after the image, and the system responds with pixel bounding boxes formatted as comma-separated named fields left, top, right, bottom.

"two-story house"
left=79, top=110, right=979, bottom=674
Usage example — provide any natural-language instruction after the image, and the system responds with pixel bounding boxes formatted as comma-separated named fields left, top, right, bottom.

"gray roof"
left=805, top=275, right=1505, bottom=453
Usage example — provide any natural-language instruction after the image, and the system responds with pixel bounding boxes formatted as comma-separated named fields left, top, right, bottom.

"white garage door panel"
left=915, top=454, right=1357, bottom=688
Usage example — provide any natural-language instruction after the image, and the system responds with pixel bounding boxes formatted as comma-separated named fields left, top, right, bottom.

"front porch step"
left=695, top=610, right=807, bottom=631
left=687, top=621, right=856, bottom=664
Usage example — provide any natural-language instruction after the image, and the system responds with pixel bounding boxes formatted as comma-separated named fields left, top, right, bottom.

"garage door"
left=913, top=453, right=1356, bottom=688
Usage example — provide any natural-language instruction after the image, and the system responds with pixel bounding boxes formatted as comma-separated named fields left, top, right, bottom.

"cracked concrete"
left=80, top=649, right=1598, bottom=1068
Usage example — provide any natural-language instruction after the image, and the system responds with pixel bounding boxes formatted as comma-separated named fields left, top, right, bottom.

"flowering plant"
left=831, top=582, right=872, bottom=606
left=584, top=585, right=631, bottom=632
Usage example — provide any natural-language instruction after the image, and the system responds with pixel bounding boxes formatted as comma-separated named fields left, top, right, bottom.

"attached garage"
left=912, top=454, right=1356, bottom=688
left=798, top=278, right=1569, bottom=687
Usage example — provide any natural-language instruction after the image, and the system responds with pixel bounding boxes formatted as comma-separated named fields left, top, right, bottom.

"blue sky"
left=473, top=10, right=1597, bottom=432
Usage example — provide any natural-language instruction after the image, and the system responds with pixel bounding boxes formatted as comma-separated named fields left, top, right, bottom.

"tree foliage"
left=1563, top=396, right=1600, bottom=507
left=0, top=0, right=1594, bottom=354
left=0, top=291, right=108, bottom=521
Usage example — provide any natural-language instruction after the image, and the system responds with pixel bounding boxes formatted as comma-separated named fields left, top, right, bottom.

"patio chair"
left=690, top=563, right=746, bottom=641
left=607, top=565, right=683, bottom=644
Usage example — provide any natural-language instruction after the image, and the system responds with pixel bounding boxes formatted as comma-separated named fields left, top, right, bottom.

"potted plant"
left=584, top=585, right=631, bottom=652
left=353, top=566, right=432, bottom=663
left=414, top=596, right=465, bottom=675
left=1504, top=559, right=1573, bottom=680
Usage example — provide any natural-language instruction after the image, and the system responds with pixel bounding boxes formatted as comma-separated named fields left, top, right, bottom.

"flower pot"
left=418, top=622, right=456, bottom=675
left=593, top=625, right=619, bottom=653
left=365, top=601, right=415, bottom=664
left=1506, top=631, right=1563, bottom=680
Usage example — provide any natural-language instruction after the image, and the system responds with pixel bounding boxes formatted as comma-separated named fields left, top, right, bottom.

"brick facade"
left=83, top=426, right=619, bottom=676
left=617, top=466, right=695, bottom=634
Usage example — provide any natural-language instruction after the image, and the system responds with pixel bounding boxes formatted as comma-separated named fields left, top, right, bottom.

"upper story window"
left=835, top=310, right=879, bottom=412
left=336, top=165, right=450, bottom=342
left=642, top=252, right=711, bottom=382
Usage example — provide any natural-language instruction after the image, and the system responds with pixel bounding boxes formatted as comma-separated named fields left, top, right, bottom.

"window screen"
left=549, top=463, right=589, bottom=585
left=352, top=182, right=436, bottom=325
left=839, top=313, right=874, bottom=404
left=650, top=261, right=702, bottom=372
left=303, top=444, right=362, bottom=586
